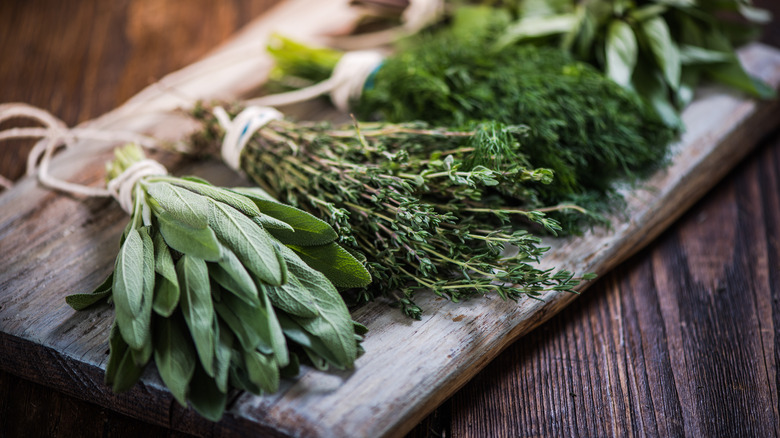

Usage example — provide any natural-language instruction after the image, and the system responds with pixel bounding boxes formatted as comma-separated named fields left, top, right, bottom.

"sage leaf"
left=278, top=245, right=357, bottom=367
left=605, top=20, right=637, bottom=88
left=173, top=179, right=261, bottom=218
left=244, top=349, right=279, bottom=394
left=209, top=247, right=260, bottom=307
left=154, top=313, right=196, bottom=407
left=253, top=213, right=295, bottom=232
left=177, top=254, right=216, bottom=377
left=277, top=313, right=345, bottom=369
left=229, top=355, right=262, bottom=395
left=262, top=290, right=288, bottom=367
left=188, top=365, right=227, bottom=422
left=261, top=279, right=318, bottom=319
left=207, top=199, right=285, bottom=285
left=157, top=210, right=222, bottom=262
left=112, top=228, right=152, bottom=351
left=105, top=323, right=144, bottom=393
left=641, top=16, right=681, bottom=90
left=234, top=188, right=337, bottom=246
left=214, top=288, right=274, bottom=354
left=152, top=231, right=179, bottom=316
left=145, top=182, right=209, bottom=228
left=289, top=243, right=371, bottom=289
left=66, top=273, right=112, bottom=310
left=213, top=318, right=233, bottom=394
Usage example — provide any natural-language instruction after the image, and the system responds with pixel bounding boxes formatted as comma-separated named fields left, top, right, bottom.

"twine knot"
left=213, top=105, right=283, bottom=171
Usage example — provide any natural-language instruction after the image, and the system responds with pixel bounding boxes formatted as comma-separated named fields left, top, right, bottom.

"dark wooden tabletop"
left=1, top=1, right=779, bottom=437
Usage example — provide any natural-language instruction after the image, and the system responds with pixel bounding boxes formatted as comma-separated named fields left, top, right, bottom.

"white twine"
left=106, top=159, right=168, bottom=214
left=0, top=103, right=164, bottom=214
left=246, top=50, right=385, bottom=112
left=213, top=105, right=283, bottom=171
left=402, top=0, right=445, bottom=32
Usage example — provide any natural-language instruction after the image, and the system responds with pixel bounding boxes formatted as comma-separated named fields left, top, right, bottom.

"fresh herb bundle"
left=266, top=24, right=677, bottom=226
left=352, top=0, right=774, bottom=126
left=488, top=0, right=775, bottom=127
left=67, top=144, right=370, bottom=421
left=192, top=105, right=596, bottom=318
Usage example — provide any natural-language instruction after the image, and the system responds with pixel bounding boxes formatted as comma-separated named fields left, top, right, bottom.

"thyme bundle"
left=66, top=144, right=370, bottom=421
left=266, top=19, right=678, bottom=227
left=193, top=106, right=596, bottom=318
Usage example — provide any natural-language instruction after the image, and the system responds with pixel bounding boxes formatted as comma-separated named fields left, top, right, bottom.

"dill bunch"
left=192, top=105, right=595, bottom=318
left=353, top=22, right=678, bottom=219
left=265, top=19, right=678, bottom=229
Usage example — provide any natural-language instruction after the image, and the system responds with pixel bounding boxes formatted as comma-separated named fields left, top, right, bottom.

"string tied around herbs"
left=246, top=50, right=385, bottom=112
left=0, top=102, right=166, bottom=214
left=212, top=105, right=283, bottom=171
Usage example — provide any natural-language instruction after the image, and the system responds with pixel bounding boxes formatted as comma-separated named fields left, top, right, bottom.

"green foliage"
left=355, top=26, right=677, bottom=213
left=486, top=0, right=775, bottom=124
left=68, top=144, right=370, bottom=422
left=194, top=108, right=593, bottom=319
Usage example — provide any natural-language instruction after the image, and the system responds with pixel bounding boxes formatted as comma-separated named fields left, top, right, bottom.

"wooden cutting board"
left=1, top=1, right=779, bottom=437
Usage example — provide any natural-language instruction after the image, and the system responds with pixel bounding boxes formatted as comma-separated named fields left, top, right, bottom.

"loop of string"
left=106, top=159, right=168, bottom=214
left=213, top=105, right=283, bottom=171
left=0, top=103, right=164, bottom=213
left=245, top=50, right=384, bottom=112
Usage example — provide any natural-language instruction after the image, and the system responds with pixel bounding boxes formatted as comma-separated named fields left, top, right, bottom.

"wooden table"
left=1, top=1, right=778, bottom=436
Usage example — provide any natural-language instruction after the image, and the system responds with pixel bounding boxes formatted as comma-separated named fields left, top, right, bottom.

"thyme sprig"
left=193, top=107, right=596, bottom=318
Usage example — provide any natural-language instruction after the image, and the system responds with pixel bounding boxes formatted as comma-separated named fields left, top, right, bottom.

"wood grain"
left=0, top=0, right=777, bottom=436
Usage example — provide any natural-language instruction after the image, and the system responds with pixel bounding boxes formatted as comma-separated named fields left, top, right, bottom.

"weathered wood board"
left=1, top=0, right=779, bottom=436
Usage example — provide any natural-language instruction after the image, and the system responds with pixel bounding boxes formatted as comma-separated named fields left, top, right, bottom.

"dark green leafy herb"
left=265, top=20, right=678, bottom=224
left=193, top=107, right=597, bottom=318
left=67, top=144, right=370, bottom=421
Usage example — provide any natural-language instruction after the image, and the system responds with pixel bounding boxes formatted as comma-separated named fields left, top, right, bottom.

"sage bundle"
left=62, top=144, right=371, bottom=421
left=192, top=105, right=596, bottom=318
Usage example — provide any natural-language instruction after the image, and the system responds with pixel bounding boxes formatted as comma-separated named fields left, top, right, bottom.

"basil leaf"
left=495, top=13, right=575, bottom=48
left=112, top=228, right=152, bottom=351
left=632, top=58, right=682, bottom=128
left=209, top=247, right=260, bottom=307
left=152, top=231, right=180, bottom=316
left=153, top=313, right=196, bottom=407
left=207, top=199, right=285, bottom=286
left=234, top=188, right=338, bottom=246
left=679, top=45, right=730, bottom=65
left=605, top=20, right=637, bottom=88
left=244, top=350, right=279, bottom=394
left=641, top=16, right=681, bottom=91
left=188, top=365, right=227, bottom=422
left=702, top=29, right=775, bottom=99
left=289, top=243, right=372, bottom=289
left=66, top=273, right=113, bottom=310
left=177, top=254, right=216, bottom=377
left=157, top=210, right=222, bottom=262
left=173, top=179, right=261, bottom=218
